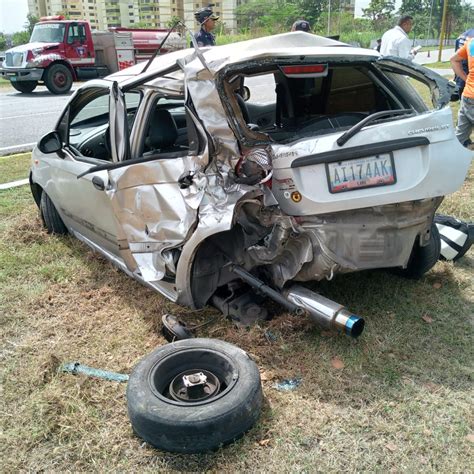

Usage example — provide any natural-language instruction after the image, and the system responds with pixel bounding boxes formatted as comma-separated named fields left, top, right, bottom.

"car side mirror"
left=38, top=131, right=62, bottom=154
left=241, top=86, right=250, bottom=101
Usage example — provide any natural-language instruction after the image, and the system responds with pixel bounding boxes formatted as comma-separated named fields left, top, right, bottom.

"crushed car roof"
left=109, top=32, right=380, bottom=87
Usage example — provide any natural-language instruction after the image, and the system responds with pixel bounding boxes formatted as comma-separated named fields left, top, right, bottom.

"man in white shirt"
left=380, top=15, right=418, bottom=60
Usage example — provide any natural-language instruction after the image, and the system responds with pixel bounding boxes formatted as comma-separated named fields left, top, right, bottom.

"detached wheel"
left=40, top=192, right=68, bottom=235
left=399, top=224, right=441, bottom=279
left=11, top=81, right=37, bottom=93
left=127, top=338, right=263, bottom=453
left=44, top=64, right=73, bottom=94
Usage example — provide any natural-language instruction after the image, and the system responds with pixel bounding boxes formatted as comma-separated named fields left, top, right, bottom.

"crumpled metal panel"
left=107, top=157, right=207, bottom=281
left=109, top=81, right=130, bottom=163
left=146, top=69, right=184, bottom=95
left=186, top=76, right=241, bottom=167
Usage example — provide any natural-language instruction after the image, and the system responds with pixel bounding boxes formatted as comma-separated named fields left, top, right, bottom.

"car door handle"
left=92, top=176, right=105, bottom=191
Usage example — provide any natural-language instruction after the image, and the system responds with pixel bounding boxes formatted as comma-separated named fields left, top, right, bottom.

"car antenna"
left=141, top=19, right=209, bottom=74
left=141, top=19, right=182, bottom=73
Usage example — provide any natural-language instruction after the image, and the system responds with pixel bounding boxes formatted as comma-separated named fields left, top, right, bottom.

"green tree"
left=0, top=33, right=7, bottom=50
left=236, top=0, right=303, bottom=34
left=362, top=0, right=396, bottom=32
left=24, top=13, right=38, bottom=36
left=12, top=31, right=30, bottom=46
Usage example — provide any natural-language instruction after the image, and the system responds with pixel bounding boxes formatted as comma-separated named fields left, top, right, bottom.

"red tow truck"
left=0, top=16, right=186, bottom=94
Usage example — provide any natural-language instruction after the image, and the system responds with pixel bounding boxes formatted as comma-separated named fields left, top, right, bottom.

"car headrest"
left=236, top=93, right=250, bottom=123
left=147, top=108, right=178, bottom=151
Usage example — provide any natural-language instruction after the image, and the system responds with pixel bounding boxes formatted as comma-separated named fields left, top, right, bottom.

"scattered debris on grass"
left=273, top=377, right=302, bottom=391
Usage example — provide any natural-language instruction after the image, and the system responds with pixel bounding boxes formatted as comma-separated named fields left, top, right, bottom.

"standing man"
left=454, top=28, right=474, bottom=98
left=451, top=35, right=474, bottom=147
left=192, top=7, right=219, bottom=47
left=380, top=15, right=418, bottom=60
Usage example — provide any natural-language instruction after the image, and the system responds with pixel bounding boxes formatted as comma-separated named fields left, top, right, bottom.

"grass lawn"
left=0, top=111, right=472, bottom=470
left=425, top=61, right=452, bottom=69
left=0, top=77, right=13, bottom=88
left=0, top=153, right=32, bottom=183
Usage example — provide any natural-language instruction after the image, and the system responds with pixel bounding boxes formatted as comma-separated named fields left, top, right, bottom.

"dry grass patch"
left=1, top=168, right=473, bottom=470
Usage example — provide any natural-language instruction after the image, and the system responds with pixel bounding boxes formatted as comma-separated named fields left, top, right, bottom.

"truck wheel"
left=11, top=81, right=38, bottom=93
left=398, top=224, right=441, bottom=279
left=44, top=64, right=73, bottom=94
left=40, top=192, right=68, bottom=235
left=127, top=338, right=263, bottom=453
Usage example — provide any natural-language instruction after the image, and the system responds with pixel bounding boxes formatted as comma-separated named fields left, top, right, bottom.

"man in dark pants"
left=192, top=7, right=219, bottom=47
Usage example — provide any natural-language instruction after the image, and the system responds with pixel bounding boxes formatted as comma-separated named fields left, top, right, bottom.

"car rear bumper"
left=0, top=67, right=43, bottom=81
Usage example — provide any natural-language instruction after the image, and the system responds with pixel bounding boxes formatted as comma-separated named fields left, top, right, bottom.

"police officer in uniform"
left=192, top=7, right=219, bottom=47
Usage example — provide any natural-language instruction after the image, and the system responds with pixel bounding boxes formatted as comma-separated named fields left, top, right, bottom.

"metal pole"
left=328, top=0, right=331, bottom=35
left=426, top=0, right=435, bottom=57
left=438, top=0, right=448, bottom=62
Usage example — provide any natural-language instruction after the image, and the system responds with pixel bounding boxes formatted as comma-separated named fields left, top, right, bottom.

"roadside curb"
left=0, top=178, right=29, bottom=190
left=0, top=143, right=36, bottom=157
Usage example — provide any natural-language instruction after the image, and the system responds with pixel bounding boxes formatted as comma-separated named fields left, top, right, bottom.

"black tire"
left=44, top=63, right=73, bottom=94
left=40, top=192, right=68, bottom=235
left=127, top=338, right=263, bottom=453
left=398, top=224, right=441, bottom=279
left=11, top=80, right=38, bottom=93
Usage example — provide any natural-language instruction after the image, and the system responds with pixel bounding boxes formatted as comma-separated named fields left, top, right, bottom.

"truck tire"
left=398, top=224, right=441, bottom=279
left=11, top=81, right=38, bottom=93
left=40, top=192, right=68, bottom=235
left=127, top=338, right=263, bottom=453
left=44, top=64, right=73, bottom=94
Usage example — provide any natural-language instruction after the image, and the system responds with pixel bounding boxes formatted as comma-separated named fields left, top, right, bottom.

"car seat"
left=145, top=108, right=186, bottom=155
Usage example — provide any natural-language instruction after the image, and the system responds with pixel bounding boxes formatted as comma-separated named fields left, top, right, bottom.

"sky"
left=0, top=0, right=29, bottom=34
left=0, top=0, right=472, bottom=34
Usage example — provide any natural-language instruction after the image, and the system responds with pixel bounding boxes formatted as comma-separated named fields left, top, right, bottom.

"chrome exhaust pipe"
left=284, top=285, right=365, bottom=338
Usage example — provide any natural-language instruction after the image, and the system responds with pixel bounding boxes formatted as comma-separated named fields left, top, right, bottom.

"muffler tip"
left=345, top=315, right=365, bottom=338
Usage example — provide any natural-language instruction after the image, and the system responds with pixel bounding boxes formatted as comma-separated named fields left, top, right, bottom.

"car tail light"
left=235, top=148, right=273, bottom=186
left=280, top=64, right=328, bottom=77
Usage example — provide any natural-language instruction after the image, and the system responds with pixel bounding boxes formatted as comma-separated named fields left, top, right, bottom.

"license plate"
left=326, top=153, right=396, bottom=193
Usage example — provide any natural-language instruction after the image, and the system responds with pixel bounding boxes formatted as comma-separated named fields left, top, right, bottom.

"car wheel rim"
left=169, top=369, right=221, bottom=402
left=54, top=71, right=66, bottom=87
left=149, top=348, right=239, bottom=406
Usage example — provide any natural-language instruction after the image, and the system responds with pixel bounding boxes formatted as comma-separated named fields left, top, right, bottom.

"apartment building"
left=28, top=0, right=244, bottom=32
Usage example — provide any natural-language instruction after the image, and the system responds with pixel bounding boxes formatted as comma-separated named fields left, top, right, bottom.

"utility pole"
left=328, top=0, right=331, bottom=35
left=426, top=0, right=435, bottom=58
left=438, top=0, right=449, bottom=62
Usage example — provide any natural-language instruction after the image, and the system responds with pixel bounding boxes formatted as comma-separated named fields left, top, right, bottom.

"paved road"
left=0, top=85, right=76, bottom=155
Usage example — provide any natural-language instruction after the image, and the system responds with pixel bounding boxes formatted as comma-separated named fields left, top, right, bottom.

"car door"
left=46, top=81, right=139, bottom=256
left=101, top=89, right=209, bottom=284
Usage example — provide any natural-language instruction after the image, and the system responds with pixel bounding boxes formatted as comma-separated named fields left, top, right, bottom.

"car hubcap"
left=169, top=369, right=220, bottom=402
left=54, top=72, right=66, bottom=87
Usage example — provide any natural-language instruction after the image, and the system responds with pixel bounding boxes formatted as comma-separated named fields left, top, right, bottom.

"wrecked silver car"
left=30, top=32, right=472, bottom=339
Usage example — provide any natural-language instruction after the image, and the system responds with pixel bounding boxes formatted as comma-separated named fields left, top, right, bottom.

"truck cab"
left=0, top=16, right=186, bottom=94
left=0, top=16, right=96, bottom=94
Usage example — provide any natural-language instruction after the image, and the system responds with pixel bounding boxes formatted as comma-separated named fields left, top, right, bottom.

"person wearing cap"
left=192, top=7, right=219, bottom=47
left=291, top=20, right=311, bottom=32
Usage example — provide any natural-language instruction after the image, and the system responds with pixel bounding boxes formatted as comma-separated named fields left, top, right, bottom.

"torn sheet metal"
left=107, top=159, right=207, bottom=282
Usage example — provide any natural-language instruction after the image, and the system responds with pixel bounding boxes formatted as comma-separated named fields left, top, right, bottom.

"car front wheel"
left=44, top=64, right=73, bottom=94
left=40, top=192, right=68, bottom=235
left=127, top=338, right=263, bottom=453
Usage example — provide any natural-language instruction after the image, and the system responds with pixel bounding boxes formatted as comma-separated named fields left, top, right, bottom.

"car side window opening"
left=141, top=96, right=190, bottom=158
left=68, top=90, right=140, bottom=162
left=225, top=63, right=421, bottom=145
